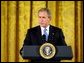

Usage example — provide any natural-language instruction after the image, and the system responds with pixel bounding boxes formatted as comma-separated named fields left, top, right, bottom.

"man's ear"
left=48, top=17, right=51, bottom=21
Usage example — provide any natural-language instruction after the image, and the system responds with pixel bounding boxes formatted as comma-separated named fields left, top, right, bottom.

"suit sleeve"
left=20, top=29, right=32, bottom=56
left=58, top=29, right=67, bottom=46
left=23, top=29, right=32, bottom=45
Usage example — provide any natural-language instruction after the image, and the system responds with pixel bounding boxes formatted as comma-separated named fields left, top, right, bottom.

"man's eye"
left=42, top=17, right=45, bottom=18
left=39, top=17, right=41, bottom=18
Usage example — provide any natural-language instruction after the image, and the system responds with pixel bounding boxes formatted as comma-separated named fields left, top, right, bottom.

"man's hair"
left=38, top=8, right=51, bottom=19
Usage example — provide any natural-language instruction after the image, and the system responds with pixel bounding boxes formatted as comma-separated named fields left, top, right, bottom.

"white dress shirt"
left=40, top=25, right=50, bottom=36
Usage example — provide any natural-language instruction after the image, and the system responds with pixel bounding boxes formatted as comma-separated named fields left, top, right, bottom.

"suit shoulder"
left=50, top=25, right=62, bottom=31
left=28, top=26, right=40, bottom=32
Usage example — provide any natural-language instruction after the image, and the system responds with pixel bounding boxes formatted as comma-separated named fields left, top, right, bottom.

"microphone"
left=42, top=34, right=46, bottom=42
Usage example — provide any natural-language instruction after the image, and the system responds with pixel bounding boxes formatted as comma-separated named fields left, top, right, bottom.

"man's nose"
left=40, top=17, right=43, bottom=20
left=40, top=19, right=44, bottom=22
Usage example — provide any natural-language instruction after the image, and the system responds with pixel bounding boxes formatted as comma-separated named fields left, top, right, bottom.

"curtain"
left=1, top=1, right=83, bottom=62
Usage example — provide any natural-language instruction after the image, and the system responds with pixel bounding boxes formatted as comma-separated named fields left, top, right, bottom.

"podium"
left=20, top=46, right=73, bottom=60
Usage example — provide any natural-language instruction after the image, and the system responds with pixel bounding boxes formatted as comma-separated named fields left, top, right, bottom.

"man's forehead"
left=38, top=11, right=48, bottom=16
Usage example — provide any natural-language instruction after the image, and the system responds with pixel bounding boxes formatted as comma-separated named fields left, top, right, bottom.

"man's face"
left=38, top=11, right=50, bottom=28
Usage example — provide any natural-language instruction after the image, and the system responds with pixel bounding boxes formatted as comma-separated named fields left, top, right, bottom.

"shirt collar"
left=40, top=25, right=50, bottom=35
left=40, top=25, right=50, bottom=30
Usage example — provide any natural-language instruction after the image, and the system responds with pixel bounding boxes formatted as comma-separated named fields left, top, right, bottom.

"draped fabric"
left=1, top=1, right=83, bottom=62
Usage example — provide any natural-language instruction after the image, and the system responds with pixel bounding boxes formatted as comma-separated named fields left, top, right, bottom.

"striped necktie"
left=44, top=28, right=48, bottom=41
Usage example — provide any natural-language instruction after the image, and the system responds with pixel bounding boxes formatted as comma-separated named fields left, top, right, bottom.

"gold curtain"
left=1, top=1, right=83, bottom=62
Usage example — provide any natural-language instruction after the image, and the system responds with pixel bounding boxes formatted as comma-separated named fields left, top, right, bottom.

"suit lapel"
left=36, top=26, right=43, bottom=45
left=48, top=25, right=54, bottom=42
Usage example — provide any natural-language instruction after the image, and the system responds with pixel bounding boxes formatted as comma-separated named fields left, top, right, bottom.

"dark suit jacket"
left=20, top=25, right=67, bottom=62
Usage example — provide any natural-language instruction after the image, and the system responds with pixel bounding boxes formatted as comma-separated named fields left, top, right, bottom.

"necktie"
left=44, top=28, right=48, bottom=41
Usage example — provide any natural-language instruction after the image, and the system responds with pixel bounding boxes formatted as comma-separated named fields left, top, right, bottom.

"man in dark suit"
left=20, top=8, right=67, bottom=62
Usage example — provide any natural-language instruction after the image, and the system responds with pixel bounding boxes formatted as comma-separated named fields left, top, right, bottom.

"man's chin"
left=40, top=25, right=47, bottom=28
